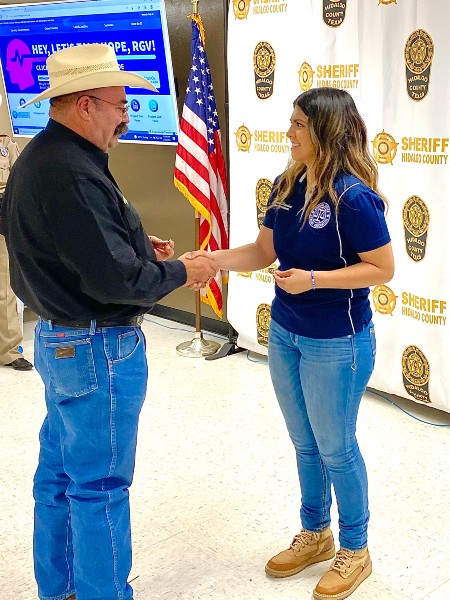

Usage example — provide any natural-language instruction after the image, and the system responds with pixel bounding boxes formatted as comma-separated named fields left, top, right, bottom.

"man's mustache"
left=115, top=124, right=128, bottom=136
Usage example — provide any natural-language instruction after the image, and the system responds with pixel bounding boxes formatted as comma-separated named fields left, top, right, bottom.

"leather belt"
left=51, top=315, right=144, bottom=328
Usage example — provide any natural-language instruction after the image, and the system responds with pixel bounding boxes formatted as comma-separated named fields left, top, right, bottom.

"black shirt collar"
left=46, top=118, right=109, bottom=169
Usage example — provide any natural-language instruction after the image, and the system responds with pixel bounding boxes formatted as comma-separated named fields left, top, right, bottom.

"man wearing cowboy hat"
left=1, top=44, right=217, bottom=600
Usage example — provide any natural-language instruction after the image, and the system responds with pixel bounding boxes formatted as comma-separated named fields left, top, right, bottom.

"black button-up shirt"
left=1, top=119, right=186, bottom=321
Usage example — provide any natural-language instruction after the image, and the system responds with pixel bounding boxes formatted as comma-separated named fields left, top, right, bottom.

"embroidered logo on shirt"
left=308, top=202, right=331, bottom=229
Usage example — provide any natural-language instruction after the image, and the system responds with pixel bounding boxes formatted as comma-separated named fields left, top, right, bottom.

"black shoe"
left=5, top=357, right=34, bottom=371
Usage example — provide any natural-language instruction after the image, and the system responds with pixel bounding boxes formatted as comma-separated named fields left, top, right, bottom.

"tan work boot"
left=313, top=547, right=372, bottom=599
left=265, top=526, right=335, bottom=578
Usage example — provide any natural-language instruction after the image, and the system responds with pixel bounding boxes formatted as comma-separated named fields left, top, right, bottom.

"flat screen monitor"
left=0, top=0, right=179, bottom=144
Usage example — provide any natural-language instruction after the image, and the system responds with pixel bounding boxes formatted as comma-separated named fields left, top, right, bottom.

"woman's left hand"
left=149, top=236, right=175, bottom=261
left=273, top=268, right=312, bottom=294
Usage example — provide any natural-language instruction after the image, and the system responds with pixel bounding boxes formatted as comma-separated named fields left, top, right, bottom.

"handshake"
left=178, top=250, right=219, bottom=291
left=149, top=236, right=220, bottom=291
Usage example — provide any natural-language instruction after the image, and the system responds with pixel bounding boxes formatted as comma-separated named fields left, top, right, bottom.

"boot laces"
left=290, top=529, right=319, bottom=551
left=331, top=548, right=356, bottom=574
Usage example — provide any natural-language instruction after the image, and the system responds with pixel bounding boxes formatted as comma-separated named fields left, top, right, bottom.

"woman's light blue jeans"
left=33, top=318, right=148, bottom=600
left=268, top=318, right=376, bottom=550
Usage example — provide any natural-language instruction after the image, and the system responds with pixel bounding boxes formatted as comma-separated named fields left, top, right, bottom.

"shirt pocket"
left=44, top=338, right=98, bottom=397
left=123, top=203, right=154, bottom=259
left=0, top=157, right=10, bottom=186
left=124, top=203, right=141, bottom=231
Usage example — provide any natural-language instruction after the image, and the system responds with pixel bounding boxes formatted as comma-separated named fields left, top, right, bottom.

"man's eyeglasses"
left=85, top=95, right=129, bottom=116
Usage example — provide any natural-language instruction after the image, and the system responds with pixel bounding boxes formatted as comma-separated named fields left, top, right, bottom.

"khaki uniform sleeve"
left=8, top=140, right=21, bottom=168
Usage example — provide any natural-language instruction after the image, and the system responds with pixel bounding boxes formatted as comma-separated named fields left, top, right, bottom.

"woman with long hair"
left=191, top=87, right=394, bottom=600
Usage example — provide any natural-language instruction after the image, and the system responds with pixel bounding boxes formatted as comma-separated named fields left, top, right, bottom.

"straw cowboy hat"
left=23, top=43, right=156, bottom=107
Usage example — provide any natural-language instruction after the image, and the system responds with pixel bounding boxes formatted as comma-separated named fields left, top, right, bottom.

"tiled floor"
left=1, top=315, right=449, bottom=600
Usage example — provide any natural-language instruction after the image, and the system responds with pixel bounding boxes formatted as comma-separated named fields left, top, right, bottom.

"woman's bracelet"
left=310, top=269, right=316, bottom=291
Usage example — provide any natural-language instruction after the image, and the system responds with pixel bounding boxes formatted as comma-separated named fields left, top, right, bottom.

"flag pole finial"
left=189, top=1, right=205, bottom=45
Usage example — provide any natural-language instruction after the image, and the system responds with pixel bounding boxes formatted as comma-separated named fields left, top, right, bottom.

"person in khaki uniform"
left=0, top=94, right=33, bottom=371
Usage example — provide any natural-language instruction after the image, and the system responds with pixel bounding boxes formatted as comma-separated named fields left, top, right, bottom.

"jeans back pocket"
left=44, top=338, right=98, bottom=397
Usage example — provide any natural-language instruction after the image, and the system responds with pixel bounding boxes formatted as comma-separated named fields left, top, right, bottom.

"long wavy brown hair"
left=272, top=88, right=387, bottom=220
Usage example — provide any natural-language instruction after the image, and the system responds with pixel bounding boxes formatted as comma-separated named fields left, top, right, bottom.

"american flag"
left=174, top=14, right=229, bottom=318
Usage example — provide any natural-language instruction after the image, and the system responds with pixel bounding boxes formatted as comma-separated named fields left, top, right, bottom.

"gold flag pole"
left=176, top=0, right=220, bottom=358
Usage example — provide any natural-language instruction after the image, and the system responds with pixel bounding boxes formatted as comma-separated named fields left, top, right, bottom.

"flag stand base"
left=176, top=331, right=220, bottom=358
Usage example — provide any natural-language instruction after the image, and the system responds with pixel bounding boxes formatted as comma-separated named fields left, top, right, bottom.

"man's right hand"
left=178, top=252, right=218, bottom=288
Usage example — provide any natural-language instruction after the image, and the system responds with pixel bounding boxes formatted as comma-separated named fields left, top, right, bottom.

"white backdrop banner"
left=227, top=0, right=450, bottom=414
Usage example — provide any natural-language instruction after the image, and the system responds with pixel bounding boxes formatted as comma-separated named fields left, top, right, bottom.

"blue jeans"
left=33, top=318, right=148, bottom=600
left=268, top=319, right=376, bottom=550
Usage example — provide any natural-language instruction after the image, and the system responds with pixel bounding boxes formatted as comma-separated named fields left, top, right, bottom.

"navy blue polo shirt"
left=263, top=172, right=390, bottom=339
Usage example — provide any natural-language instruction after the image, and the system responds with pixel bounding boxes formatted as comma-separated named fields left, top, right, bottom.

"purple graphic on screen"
left=6, top=39, right=45, bottom=91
